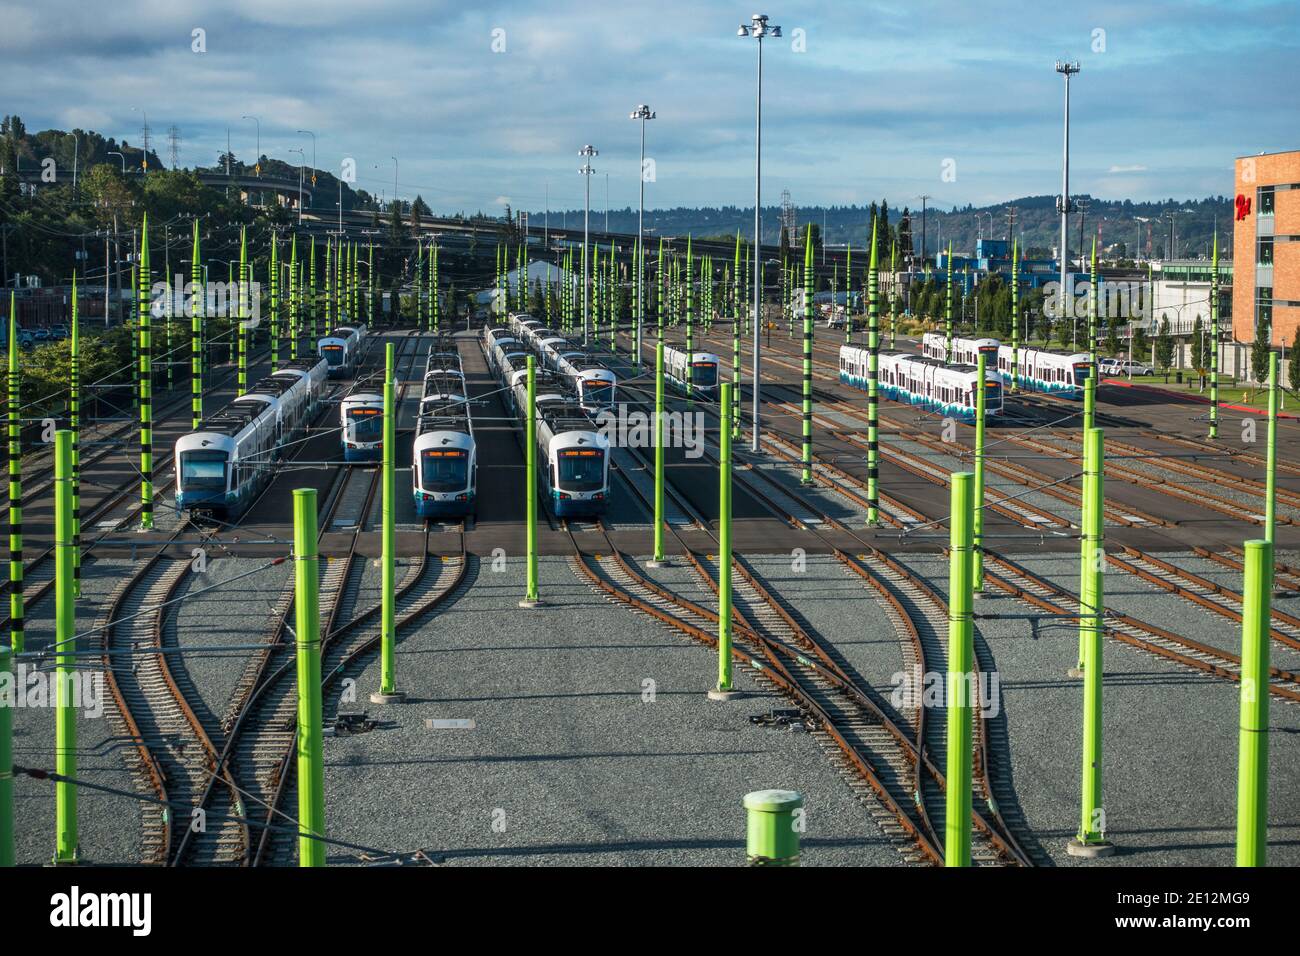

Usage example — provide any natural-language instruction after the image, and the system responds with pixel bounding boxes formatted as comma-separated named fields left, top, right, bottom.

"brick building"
left=1233, top=149, right=1300, bottom=348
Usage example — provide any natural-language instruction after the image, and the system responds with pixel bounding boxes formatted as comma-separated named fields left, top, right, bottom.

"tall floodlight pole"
left=296, top=130, right=317, bottom=196
left=288, top=146, right=305, bottom=225
left=241, top=115, right=261, bottom=177
left=631, top=105, right=656, bottom=368
left=739, top=13, right=781, bottom=453
left=579, top=145, right=598, bottom=346
left=1055, top=60, right=1080, bottom=330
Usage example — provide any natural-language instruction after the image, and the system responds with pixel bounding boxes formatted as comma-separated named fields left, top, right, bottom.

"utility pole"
left=579, top=145, right=598, bottom=345
left=1055, top=59, right=1081, bottom=328
left=917, top=194, right=931, bottom=265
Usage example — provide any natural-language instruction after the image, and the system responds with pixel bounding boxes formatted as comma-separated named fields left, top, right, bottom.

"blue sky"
left=2, top=0, right=1295, bottom=215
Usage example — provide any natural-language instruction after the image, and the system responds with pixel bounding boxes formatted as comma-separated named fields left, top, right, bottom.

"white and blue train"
left=839, top=345, right=1002, bottom=422
left=318, top=324, right=367, bottom=378
left=921, top=332, right=1000, bottom=368
left=175, top=357, right=329, bottom=516
left=535, top=337, right=618, bottom=413
left=663, top=345, right=720, bottom=400
left=340, top=385, right=384, bottom=462
left=996, top=345, right=1092, bottom=398
left=494, top=337, right=608, bottom=518
left=413, top=352, right=476, bottom=519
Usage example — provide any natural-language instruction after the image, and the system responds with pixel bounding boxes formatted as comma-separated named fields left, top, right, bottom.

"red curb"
left=1102, top=377, right=1299, bottom=419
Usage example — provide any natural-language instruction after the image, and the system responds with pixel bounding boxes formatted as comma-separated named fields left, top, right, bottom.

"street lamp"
left=579, top=144, right=598, bottom=345
left=1054, top=59, right=1081, bottom=330
left=296, top=129, right=316, bottom=190
left=107, top=151, right=126, bottom=174
left=288, top=147, right=305, bottom=225
left=738, top=12, right=781, bottom=452
left=241, top=115, right=261, bottom=176
left=630, top=105, right=656, bottom=368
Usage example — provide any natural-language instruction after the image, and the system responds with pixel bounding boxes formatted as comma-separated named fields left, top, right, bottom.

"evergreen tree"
left=1132, top=324, right=1151, bottom=365
left=1251, top=318, right=1272, bottom=384
left=1105, top=319, right=1120, bottom=358
left=1290, top=326, right=1300, bottom=394
left=1155, top=316, right=1175, bottom=374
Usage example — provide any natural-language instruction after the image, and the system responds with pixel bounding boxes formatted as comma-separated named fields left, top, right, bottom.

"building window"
left=1258, top=186, right=1275, bottom=216
left=1257, top=237, right=1274, bottom=266
left=1256, top=286, right=1272, bottom=336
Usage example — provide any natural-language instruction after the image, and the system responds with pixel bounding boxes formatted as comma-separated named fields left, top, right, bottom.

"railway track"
left=981, top=550, right=1300, bottom=704
left=569, top=521, right=1029, bottom=866
left=89, top=519, right=250, bottom=866
left=1108, top=547, right=1300, bottom=658
left=183, top=333, right=469, bottom=866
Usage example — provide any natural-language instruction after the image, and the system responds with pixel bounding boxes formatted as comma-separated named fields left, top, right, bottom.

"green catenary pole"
left=945, top=471, right=975, bottom=867
left=309, top=236, right=317, bottom=342
left=732, top=251, right=742, bottom=440
left=70, top=275, right=81, bottom=596
left=368, top=242, right=375, bottom=327
left=191, top=220, right=203, bottom=427
left=139, top=215, right=154, bottom=530
left=324, top=238, right=333, bottom=332
left=292, top=488, right=326, bottom=866
left=522, top=356, right=540, bottom=606
left=6, top=293, right=20, bottom=655
left=1070, top=426, right=1113, bottom=857
left=164, top=226, right=174, bottom=394
left=845, top=241, right=853, bottom=343
left=651, top=341, right=667, bottom=566
left=53, top=429, right=77, bottom=863
left=1210, top=231, right=1220, bottom=440
left=1084, top=238, right=1097, bottom=432
left=1266, top=352, right=1278, bottom=545
left=1235, top=538, right=1272, bottom=867
left=712, top=382, right=736, bottom=698
left=1010, top=239, right=1020, bottom=391
left=237, top=226, right=248, bottom=394
left=867, top=222, right=881, bottom=524
left=801, top=227, right=814, bottom=484
left=656, top=239, right=665, bottom=344
left=944, top=241, right=954, bottom=361
left=130, top=261, right=138, bottom=412
left=0, top=639, right=10, bottom=866
left=270, top=233, right=279, bottom=368
left=686, top=237, right=695, bottom=397
left=889, top=240, right=898, bottom=350
left=972, top=353, right=987, bottom=592
left=432, top=244, right=440, bottom=334
left=373, top=342, right=401, bottom=702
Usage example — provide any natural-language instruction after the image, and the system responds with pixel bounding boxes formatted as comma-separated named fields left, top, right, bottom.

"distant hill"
left=531, top=194, right=1234, bottom=261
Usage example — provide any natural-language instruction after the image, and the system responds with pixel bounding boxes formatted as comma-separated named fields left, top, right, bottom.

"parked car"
left=47, top=325, right=69, bottom=339
left=1104, top=359, right=1153, bottom=376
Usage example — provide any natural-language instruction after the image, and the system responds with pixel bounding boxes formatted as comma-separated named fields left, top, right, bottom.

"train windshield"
left=420, top=448, right=469, bottom=492
left=179, top=450, right=227, bottom=491
left=1073, top=363, right=1091, bottom=386
left=557, top=448, right=604, bottom=492
left=346, top=406, right=383, bottom=441
left=691, top=362, right=718, bottom=387
left=322, top=344, right=345, bottom=366
left=983, top=381, right=1003, bottom=407
left=580, top=379, right=614, bottom=408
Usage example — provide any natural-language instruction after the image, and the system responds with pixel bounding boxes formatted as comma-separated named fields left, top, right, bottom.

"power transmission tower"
left=1003, top=205, right=1018, bottom=243
left=139, top=118, right=153, bottom=169
left=167, top=126, right=181, bottom=170
left=780, top=189, right=796, bottom=237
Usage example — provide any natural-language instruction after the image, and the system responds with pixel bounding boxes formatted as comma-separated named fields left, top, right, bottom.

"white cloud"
left=1107, top=164, right=1148, bottom=173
